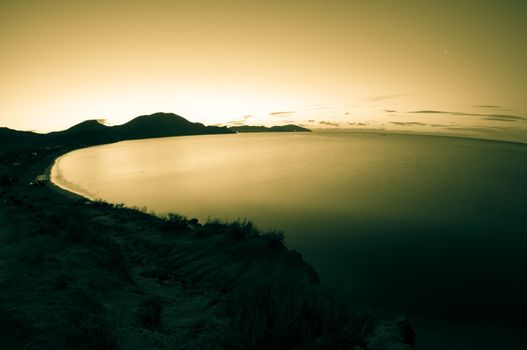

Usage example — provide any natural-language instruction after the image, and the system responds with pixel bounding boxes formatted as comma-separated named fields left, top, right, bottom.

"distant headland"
left=0, top=112, right=310, bottom=153
left=230, top=125, right=311, bottom=133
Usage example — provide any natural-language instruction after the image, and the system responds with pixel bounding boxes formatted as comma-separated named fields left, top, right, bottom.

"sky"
left=1, top=0, right=526, bottom=142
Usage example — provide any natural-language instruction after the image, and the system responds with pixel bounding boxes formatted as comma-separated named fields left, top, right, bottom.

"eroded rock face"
left=313, top=315, right=415, bottom=350
left=365, top=317, right=416, bottom=350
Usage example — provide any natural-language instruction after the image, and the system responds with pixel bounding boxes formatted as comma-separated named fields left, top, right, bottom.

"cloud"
left=445, top=126, right=503, bottom=133
left=408, top=110, right=526, bottom=121
left=483, top=114, right=523, bottom=121
left=348, top=122, right=367, bottom=126
left=383, top=109, right=397, bottom=113
left=444, top=126, right=522, bottom=133
left=269, top=111, right=295, bottom=117
left=227, top=114, right=254, bottom=126
left=483, top=117, right=517, bottom=122
left=446, top=127, right=489, bottom=132
left=308, top=119, right=315, bottom=122
left=390, top=121, right=428, bottom=126
left=475, top=105, right=503, bottom=109
left=319, top=121, right=340, bottom=126
left=387, top=121, right=451, bottom=127
left=408, top=110, right=448, bottom=114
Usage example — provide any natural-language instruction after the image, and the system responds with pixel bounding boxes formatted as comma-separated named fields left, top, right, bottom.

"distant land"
left=230, top=125, right=311, bottom=133
left=0, top=112, right=310, bottom=153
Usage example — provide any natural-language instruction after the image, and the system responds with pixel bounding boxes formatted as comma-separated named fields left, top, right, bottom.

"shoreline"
left=0, top=142, right=416, bottom=349
left=40, top=133, right=524, bottom=350
left=46, top=154, right=98, bottom=202
left=45, top=129, right=527, bottom=215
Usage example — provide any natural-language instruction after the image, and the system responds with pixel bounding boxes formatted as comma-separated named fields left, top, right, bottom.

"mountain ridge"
left=1, top=113, right=310, bottom=153
left=0, top=113, right=231, bottom=152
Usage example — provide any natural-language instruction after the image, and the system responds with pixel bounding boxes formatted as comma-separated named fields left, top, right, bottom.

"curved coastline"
left=48, top=154, right=98, bottom=201
left=0, top=136, right=417, bottom=349
left=47, top=130, right=527, bottom=210
left=22, top=130, right=525, bottom=348
left=3, top=109, right=523, bottom=349
left=41, top=131, right=527, bottom=350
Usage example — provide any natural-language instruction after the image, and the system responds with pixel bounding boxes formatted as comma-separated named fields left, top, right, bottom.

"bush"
left=221, top=271, right=374, bottom=350
left=91, top=199, right=115, bottom=208
left=162, top=213, right=189, bottom=231
left=204, top=218, right=261, bottom=238
left=229, top=219, right=260, bottom=237
left=224, top=271, right=319, bottom=350
left=204, top=217, right=229, bottom=229
left=262, top=230, right=285, bottom=249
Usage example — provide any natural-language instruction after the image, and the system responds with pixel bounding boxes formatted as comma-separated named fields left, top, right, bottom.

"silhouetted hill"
left=0, top=127, right=45, bottom=152
left=115, top=112, right=232, bottom=139
left=0, top=113, right=233, bottom=153
left=230, top=124, right=311, bottom=133
left=1, top=115, right=312, bottom=154
left=65, top=119, right=109, bottom=132
left=47, top=119, right=117, bottom=147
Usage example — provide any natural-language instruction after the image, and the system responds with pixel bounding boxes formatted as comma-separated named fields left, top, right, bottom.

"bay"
left=51, top=131, right=527, bottom=349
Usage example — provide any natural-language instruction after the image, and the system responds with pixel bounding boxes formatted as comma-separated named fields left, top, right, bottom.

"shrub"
left=204, top=218, right=261, bottom=238
left=91, top=199, right=113, bottom=208
left=224, top=271, right=319, bottom=350
left=162, top=213, right=189, bottom=231
left=229, top=219, right=260, bottom=237
left=262, top=230, right=285, bottom=249
left=204, top=217, right=229, bottom=229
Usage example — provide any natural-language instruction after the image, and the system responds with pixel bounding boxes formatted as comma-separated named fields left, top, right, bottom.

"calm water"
left=52, top=132, right=527, bottom=348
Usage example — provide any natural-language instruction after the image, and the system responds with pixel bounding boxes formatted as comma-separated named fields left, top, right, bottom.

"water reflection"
left=52, top=132, right=527, bottom=348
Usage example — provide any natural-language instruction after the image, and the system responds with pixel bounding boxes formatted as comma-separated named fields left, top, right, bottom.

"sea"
left=51, top=131, right=527, bottom=349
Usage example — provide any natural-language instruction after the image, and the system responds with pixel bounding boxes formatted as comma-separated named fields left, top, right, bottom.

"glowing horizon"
left=1, top=0, right=526, bottom=142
